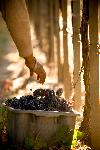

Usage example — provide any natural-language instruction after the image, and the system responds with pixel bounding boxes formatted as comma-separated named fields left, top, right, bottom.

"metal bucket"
left=5, top=105, right=80, bottom=147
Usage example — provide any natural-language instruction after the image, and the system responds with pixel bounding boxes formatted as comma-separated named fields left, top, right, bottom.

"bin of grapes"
left=3, top=88, right=80, bottom=148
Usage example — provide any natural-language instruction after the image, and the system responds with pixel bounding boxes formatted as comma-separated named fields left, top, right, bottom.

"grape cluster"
left=5, top=88, right=72, bottom=112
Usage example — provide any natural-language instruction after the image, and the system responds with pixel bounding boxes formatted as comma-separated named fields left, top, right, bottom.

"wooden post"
left=54, top=0, right=63, bottom=82
left=62, top=0, right=71, bottom=99
left=89, top=0, right=100, bottom=149
left=33, top=0, right=41, bottom=44
left=48, top=0, right=54, bottom=63
left=39, top=0, right=49, bottom=54
left=72, top=0, right=81, bottom=111
left=27, top=0, right=41, bottom=47
left=79, top=0, right=91, bottom=145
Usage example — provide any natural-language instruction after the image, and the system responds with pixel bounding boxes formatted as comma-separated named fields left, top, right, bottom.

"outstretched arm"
left=2, top=0, right=46, bottom=84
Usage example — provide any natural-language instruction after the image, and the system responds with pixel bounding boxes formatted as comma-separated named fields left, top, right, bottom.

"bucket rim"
left=2, top=102, right=80, bottom=117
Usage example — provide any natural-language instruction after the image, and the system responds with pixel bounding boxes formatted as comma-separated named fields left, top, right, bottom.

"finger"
left=37, top=75, right=40, bottom=80
left=30, top=69, right=34, bottom=76
left=40, top=73, right=46, bottom=84
left=42, top=72, right=46, bottom=84
left=37, top=75, right=43, bottom=84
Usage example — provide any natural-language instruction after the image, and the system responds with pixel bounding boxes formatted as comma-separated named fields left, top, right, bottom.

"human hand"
left=30, top=61, right=46, bottom=84
left=24, top=55, right=46, bottom=84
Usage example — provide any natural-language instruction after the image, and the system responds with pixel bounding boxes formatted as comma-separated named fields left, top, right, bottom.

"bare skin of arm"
left=1, top=0, right=46, bottom=84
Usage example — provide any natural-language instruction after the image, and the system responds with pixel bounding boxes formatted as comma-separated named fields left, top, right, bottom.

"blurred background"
left=0, top=0, right=85, bottom=113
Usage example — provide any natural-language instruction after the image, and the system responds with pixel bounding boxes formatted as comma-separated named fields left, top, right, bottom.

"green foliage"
left=24, top=137, right=34, bottom=150
left=0, top=107, right=6, bottom=132
left=0, top=107, right=6, bottom=122
left=71, top=129, right=77, bottom=148
left=33, top=137, right=47, bottom=150
left=50, top=125, right=74, bottom=148
left=71, top=129, right=85, bottom=148
left=0, top=108, right=3, bottom=123
left=24, top=126, right=75, bottom=149
left=77, top=130, right=85, bottom=140
left=24, top=136, right=47, bottom=150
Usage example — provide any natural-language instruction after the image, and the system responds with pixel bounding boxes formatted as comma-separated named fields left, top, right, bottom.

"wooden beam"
left=48, top=0, right=54, bottom=62
left=72, top=0, right=81, bottom=111
left=89, top=0, right=100, bottom=149
left=54, top=0, right=62, bottom=82
left=62, top=0, right=71, bottom=99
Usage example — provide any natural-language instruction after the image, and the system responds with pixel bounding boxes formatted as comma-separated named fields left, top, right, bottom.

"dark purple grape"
left=11, top=99, right=19, bottom=109
left=56, top=88, right=63, bottom=97
left=5, top=98, right=13, bottom=107
left=33, top=89, right=45, bottom=97
left=5, top=88, right=72, bottom=112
